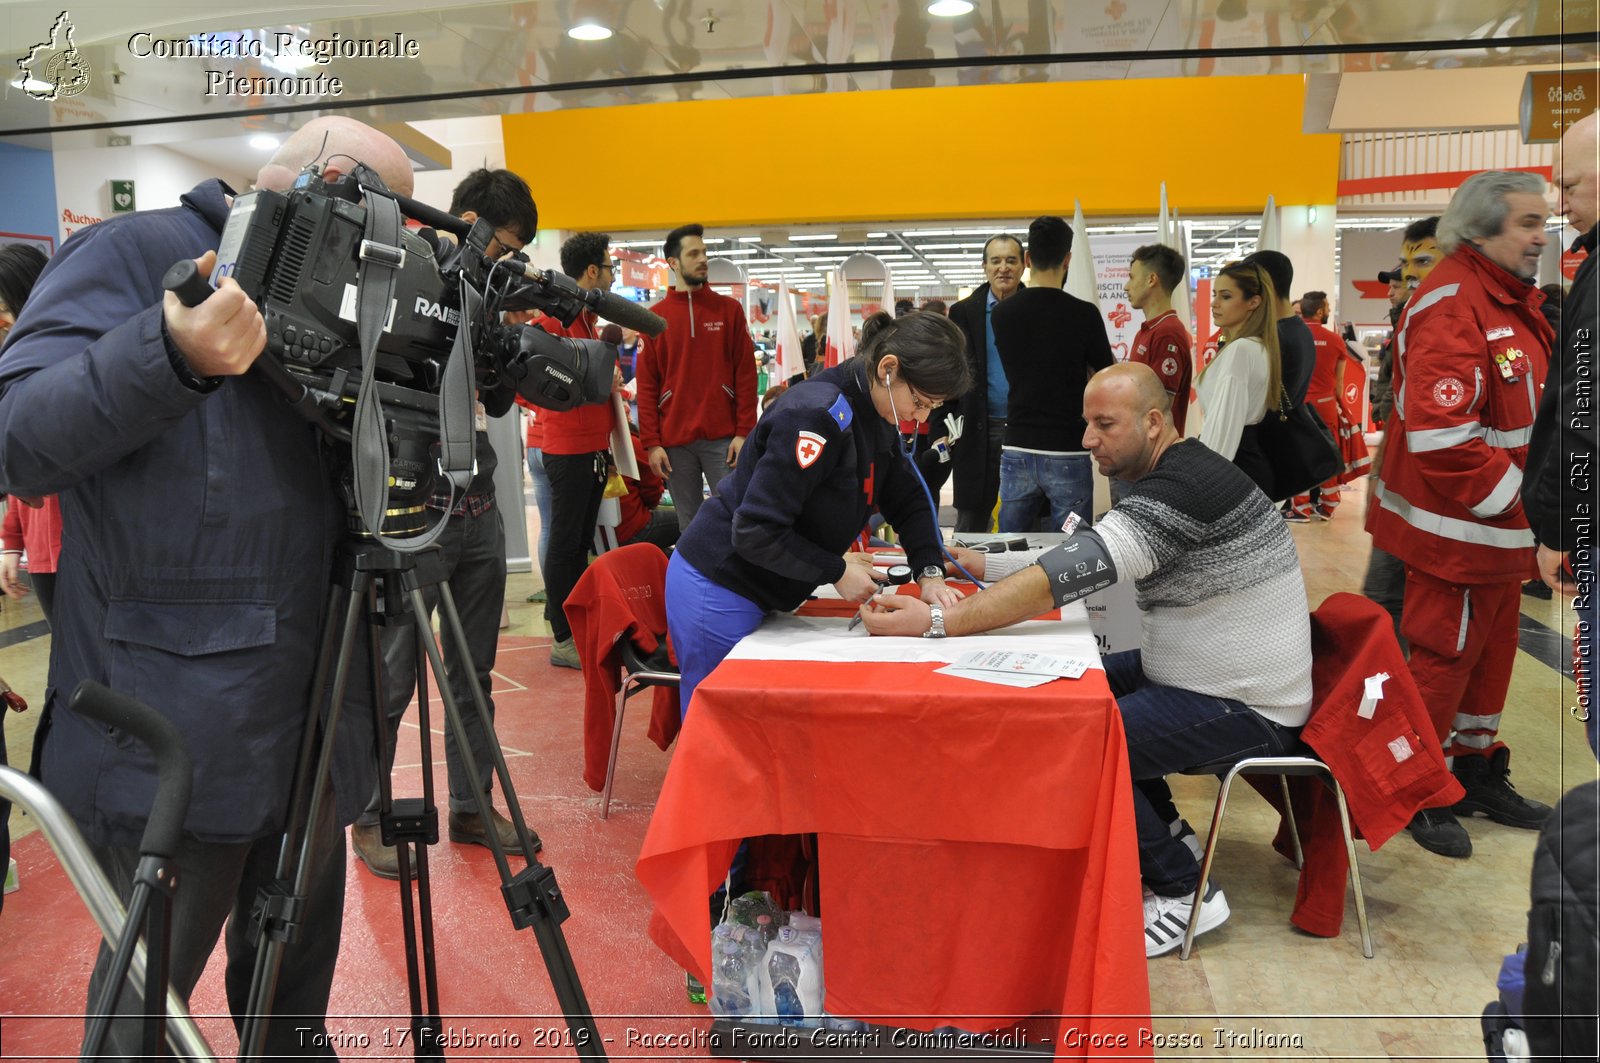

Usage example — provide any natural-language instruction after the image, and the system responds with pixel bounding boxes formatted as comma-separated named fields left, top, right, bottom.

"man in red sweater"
left=635, top=223, right=757, bottom=531
left=1124, top=243, right=1193, bottom=435
left=1288, top=291, right=1348, bottom=520
left=538, top=231, right=624, bottom=670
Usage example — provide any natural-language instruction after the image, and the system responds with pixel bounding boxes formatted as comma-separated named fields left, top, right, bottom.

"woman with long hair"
left=1195, top=260, right=1282, bottom=491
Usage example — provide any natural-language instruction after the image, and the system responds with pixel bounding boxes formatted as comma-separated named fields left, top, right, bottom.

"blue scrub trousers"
left=665, top=552, right=767, bottom=719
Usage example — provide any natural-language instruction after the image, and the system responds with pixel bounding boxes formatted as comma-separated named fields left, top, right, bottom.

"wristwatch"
left=923, top=602, right=946, bottom=639
left=918, top=564, right=945, bottom=581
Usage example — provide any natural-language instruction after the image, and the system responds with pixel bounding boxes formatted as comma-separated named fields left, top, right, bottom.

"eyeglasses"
left=903, top=382, right=937, bottom=412
left=492, top=228, right=527, bottom=256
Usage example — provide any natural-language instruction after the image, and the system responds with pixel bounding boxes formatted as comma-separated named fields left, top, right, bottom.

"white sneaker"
left=1169, top=818, right=1204, bottom=862
left=1144, top=881, right=1229, bottom=957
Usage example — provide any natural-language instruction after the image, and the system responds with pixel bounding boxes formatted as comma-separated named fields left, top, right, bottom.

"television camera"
left=174, top=163, right=664, bottom=547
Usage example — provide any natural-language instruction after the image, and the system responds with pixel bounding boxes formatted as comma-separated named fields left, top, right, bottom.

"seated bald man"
left=864, top=363, right=1314, bottom=957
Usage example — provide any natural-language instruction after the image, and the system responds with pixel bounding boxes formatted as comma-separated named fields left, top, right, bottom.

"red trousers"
left=1400, top=568, right=1521, bottom=759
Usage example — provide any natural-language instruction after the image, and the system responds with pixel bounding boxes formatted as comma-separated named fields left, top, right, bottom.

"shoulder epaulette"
left=827, top=393, right=853, bottom=431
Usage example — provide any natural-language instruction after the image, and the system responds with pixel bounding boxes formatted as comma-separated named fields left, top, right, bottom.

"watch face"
left=920, top=565, right=944, bottom=580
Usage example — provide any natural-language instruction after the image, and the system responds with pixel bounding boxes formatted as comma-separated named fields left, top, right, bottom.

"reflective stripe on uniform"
left=1454, top=711, right=1504, bottom=733
left=1375, top=481, right=1538, bottom=550
left=1393, top=283, right=1462, bottom=420
left=1406, top=423, right=1534, bottom=453
left=1452, top=731, right=1498, bottom=749
left=1469, top=464, right=1523, bottom=518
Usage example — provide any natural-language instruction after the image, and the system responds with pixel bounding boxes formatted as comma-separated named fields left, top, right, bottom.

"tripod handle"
left=69, top=681, right=193, bottom=860
left=162, top=259, right=214, bottom=308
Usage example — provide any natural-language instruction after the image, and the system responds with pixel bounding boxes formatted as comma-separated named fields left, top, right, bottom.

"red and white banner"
left=825, top=268, right=855, bottom=369
left=774, top=278, right=806, bottom=384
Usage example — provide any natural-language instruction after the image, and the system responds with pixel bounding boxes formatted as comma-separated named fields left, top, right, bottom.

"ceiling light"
left=927, top=0, right=975, bottom=15
left=568, top=21, right=613, bottom=40
left=249, top=135, right=280, bottom=151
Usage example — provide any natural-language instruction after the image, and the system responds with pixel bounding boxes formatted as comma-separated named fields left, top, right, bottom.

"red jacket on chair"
left=564, top=543, right=682, bottom=792
left=1251, top=592, right=1464, bottom=937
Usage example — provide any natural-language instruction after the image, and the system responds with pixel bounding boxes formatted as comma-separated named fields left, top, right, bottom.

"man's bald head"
left=1082, top=363, right=1180, bottom=484
left=1087, top=362, right=1173, bottom=423
left=1556, top=112, right=1600, bottom=237
left=255, top=116, right=414, bottom=199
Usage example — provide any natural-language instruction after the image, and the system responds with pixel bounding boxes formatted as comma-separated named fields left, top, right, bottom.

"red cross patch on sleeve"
left=1432, top=377, right=1466, bottom=409
left=795, top=430, right=827, bottom=469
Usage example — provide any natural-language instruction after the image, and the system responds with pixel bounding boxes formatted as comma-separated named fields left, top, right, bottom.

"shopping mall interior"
left=0, top=1, right=1595, bottom=1059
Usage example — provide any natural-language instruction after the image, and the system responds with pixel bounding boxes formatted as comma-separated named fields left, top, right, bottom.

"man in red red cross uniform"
left=1367, top=170, right=1556, bottom=859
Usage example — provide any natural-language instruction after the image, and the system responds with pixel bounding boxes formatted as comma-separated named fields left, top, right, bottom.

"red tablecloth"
left=635, top=646, right=1152, bottom=1060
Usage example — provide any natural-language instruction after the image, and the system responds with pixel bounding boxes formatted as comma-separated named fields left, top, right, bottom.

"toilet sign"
left=109, top=180, right=135, bottom=213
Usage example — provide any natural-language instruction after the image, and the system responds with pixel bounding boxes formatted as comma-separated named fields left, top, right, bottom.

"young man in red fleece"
left=635, top=223, right=757, bottom=531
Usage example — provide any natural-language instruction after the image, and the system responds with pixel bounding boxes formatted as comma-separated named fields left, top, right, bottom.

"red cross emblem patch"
left=795, top=430, right=827, bottom=469
left=1432, top=377, right=1466, bottom=409
left=1160, top=356, right=1178, bottom=377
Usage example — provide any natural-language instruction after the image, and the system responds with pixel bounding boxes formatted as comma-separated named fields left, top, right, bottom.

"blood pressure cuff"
left=1036, top=533, right=1119, bottom=608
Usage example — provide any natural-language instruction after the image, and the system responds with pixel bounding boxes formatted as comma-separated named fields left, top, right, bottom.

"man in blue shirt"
left=946, top=233, right=1024, bottom=532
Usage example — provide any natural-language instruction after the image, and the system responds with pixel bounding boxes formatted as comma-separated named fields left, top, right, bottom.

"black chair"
left=602, top=640, right=679, bottom=820
left=1177, top=751, right=1373, bottom=961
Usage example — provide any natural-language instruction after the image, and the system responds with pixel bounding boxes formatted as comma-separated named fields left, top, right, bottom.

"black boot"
left=1406, top=807, right=1471, bottom=858
left=1452, top=748, right=1552, bottom=829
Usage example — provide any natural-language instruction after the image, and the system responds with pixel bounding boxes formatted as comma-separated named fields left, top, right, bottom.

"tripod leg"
left=395, top=594, right=444, bottom=1058
left=239, top=574, right=369, bottom=1059
left=427, top=583, right=607, bottom=1059
left=432, top=583, right=539, bottom=861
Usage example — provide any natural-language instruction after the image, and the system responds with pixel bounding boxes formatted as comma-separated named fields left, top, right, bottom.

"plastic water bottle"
left=685, top=973, right=707, bottom=1004
left=711, top=939, right=754, bottom=1017
left=731, top=891, right=783, bottom=929
left=768, top=950, right=804, bottom=1025
left=754, top=913, right=778, bottom=944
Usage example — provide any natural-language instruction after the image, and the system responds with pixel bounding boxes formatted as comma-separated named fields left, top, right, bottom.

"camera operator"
left=352, top=169, right=542, bottom=880
left=0, top=116, right=412, bottom=1056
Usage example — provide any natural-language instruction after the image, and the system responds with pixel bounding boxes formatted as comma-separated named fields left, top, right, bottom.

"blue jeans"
left=526, top=446, right=553, bottom=572
left=1105, top=650, right=1299, bottom=897
left=664, top=553, right=767, bottom=719
left=998, top=450, right=1094, bottom=533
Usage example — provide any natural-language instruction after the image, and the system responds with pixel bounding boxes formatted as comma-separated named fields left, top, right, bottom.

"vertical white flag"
left=825, top=268, right=855, bottom=368
left=1258, top=194, right=1280, bottom=254
left=1157, top=182, right=1173, bottom=247
left=774, top=278, right=805, bottom=384
left=1066, top=200, right=1099, bottom=304
left=1173, top=208, right=1193, bottom=332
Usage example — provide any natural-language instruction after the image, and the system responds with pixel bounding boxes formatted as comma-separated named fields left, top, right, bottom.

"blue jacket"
left=0, top=180, right=375, bottom=846
left=675, top=362, right=944, bottom=612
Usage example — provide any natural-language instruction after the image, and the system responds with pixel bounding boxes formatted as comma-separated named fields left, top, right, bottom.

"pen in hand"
left=847, top=582, right=889, bottom=632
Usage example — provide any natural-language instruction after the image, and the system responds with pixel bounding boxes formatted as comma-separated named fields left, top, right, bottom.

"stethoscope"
left=873, top=366, right=985, bottom=588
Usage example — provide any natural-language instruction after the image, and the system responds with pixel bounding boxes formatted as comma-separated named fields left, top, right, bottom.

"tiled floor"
left=0, top=483, right=1593, bottom=1061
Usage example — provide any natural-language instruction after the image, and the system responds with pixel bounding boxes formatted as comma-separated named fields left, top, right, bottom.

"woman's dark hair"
left=599, top=323, right=623, bottom=345
left=852, top=310, right=971, bottom=400
left=0, top=244, right=48, bottom=319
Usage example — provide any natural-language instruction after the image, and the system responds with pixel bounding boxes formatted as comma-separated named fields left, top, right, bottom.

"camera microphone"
left=498, top=259, right=668, bottom=338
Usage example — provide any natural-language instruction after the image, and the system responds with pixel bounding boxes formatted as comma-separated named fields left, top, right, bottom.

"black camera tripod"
left=234, top=539, right=607, bottom=1060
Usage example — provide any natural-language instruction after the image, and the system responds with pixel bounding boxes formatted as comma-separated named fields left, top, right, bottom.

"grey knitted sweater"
left=994, top=440, right=1313, bottom=725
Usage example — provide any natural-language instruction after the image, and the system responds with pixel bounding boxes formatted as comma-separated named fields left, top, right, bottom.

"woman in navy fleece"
left=667, top=310, right=972, bottom=715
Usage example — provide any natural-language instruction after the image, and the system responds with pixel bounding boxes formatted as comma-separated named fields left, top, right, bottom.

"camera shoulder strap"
left=348, top=190, right=461, bottom=552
